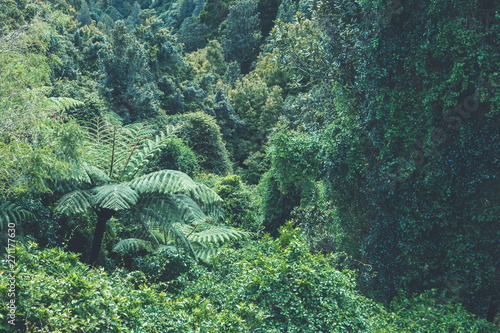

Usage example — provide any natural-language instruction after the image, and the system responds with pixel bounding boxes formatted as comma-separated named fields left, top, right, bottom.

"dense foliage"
left=0, top=0, right=498, bottom=331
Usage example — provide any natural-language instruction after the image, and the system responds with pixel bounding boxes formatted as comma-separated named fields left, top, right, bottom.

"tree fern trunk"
left=89, top=208, right=114, bottom=266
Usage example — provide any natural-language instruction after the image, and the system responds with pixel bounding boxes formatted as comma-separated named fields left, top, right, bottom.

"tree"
left=269, top=0, right=500, bottom=318
left=219, top=0, right=261, bottom=72
left=77, top=2, right=92, bottom=26
left=261, top=128, right=322, bottom=236
left=228, top=73, right=283, bottom=168
left=167, top=112, right=233, bottom=175
left=0, top=14, right=85, bottom=195
left=100, top=20, right=161, bottom=122
left=57, top=117, right=223, bottom=265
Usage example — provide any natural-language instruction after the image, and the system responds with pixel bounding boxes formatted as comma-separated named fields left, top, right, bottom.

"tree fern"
left=83, top=163, right=113, bottom=185
left=43, top=97, right=85, bottom=111
left=169, top=226, right=198, bottom=260
left=92, top=184, right=139, bottom=211
left=57, top=117, right=225, bottom=265
left=137, top=193, right=207, bottom=227
left=84, top=118, right=165, bottom=182
left=186, top=227, right=252, bottom=245
left=188, top=184, right=224, bottom=219
left=56, top=190, right=94, bottom=215
left=113, top=223, right=253, bottom=262
left=122, top=132, right=170, bottom=180
left=0, top=201, right=33, bottom=230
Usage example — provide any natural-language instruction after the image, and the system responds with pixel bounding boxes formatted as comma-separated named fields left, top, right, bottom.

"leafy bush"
left=128, top=247, right=195, bottom=285
left=2, top=237, right=496, bottom=332
left=388, top=290, right=497, bottom=332
left=168, top=111, right=233, bottom=175
left=212, top=174, right=261, bottom=232
left=181, top=224, right=394, bottom=332
left=0, top=243, right=262, bottom=332
left=148, top=136, right=200, bottom=176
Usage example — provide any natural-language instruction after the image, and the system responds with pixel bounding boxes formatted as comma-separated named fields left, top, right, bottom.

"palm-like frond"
left=128, top=171, right=222, bottom=221
left=122, top=131, right=170, bottom=180
left=57, top=184, right=140, bottom=214
left=186, top=226, right=252, bottom=245
left=42, top=97, right=84, bottom=111
left=83, top=163, right=112, bottom=185
left=114, top=222, right=252, bottom=261
left=114, top=223, right=197, bottom=260
left=113, top=238, right=158, bottom=253
left=186, top=226, right=252, bottom=261
left=92, top=184, right=139, bottom=211
left=0, top=201, right=33, bottom=230
left=84, top=118, right=166, bottom=182
left=173, top=194, right=208, bottom=224
left=56, top=190, right=94, bottom=215
left=127, top=170, right=199, bottom=194
left=194, top=248, right=220, bottom=262
left=169, top=225, right=198, bottom=260
left=136, top=193, right=184, bottom=226
left=136, top=193, right=207, bottom=229
left=189, top=184, right=224, bottom=220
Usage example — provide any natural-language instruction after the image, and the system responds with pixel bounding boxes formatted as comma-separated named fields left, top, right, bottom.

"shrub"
left=168, top=112, right=232, bottom=175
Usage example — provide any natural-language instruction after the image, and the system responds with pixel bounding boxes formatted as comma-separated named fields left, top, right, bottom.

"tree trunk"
left=89, top=208, right=114, bottom=266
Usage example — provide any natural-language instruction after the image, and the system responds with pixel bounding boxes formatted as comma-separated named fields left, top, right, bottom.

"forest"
left=0, top=0, right=499, bottom=331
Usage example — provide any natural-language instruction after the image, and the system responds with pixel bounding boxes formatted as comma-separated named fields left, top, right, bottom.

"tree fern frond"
left=45, top=177, right=83, bottom=193
left=194, top=248, right=220, bottom=262
left=113, top=238, right=158, bottom=253
left=187, top=227, right=252, bottom=245
left=169, top=225, right=198, bottom=260
left=136, top=193, right=183, bottom=226
left=173, top=194, right=207, bottom=224
left=189, top=184, right=224, bottom=219
left=83, top=163, right=113, bottom=185
left=0, top=201, right=33, bottom=230
left=84, top=118, right=158, bottom=181
left=102, top=111, right=123, bottom=126
left=123, top=122, right=156, bottom=138
left=127, top=170, right=198, bottom=194
left=122, top=131, right=170, bottom=181
left=137, top=193, right=208, bottom=228
left=57, top=190, right=94, bottom=215
left=149, top=228, right=169, bottom=244
left=43, top=97, right=84, bottom=111
left=92, top=184, right=139, bottom=211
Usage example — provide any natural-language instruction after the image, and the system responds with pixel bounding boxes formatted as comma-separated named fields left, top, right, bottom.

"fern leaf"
left=137, top=193, right=208, bottom=230
left=194, top=248, right=220, bottom=262
left=122, top=131, right=169, bottom=181
left=188, top=227, right=252, bottom=245
left=190, top=184, right=224, bottom=220
left=92, top=184, right=139, bottom=211
left=113, top=238, right=157, bottom=253
left=57, top=190, right=94, bottom=215
left=127, top=170, right=198, bottom=194
left=0, top=201, right=33, bottom=230
left=43, top=97, right=84, bottom=111
left=83, top=163, right=113, bottom=185
left=102, top=111, right=123, bottom=126
left=136, top=193, right=183, bottom=226
left=173, top=194, right=207, bottom=224
left=169, top=226, right=198, bottom=260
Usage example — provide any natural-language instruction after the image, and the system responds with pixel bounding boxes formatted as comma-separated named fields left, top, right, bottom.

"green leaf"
left=92, top=184, right=139, bottom=211
left=0, top=201, right=33, bottom=230
left=56, top=190, right=94, bottom=215
left=127, top=169, right=198, bottom=194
